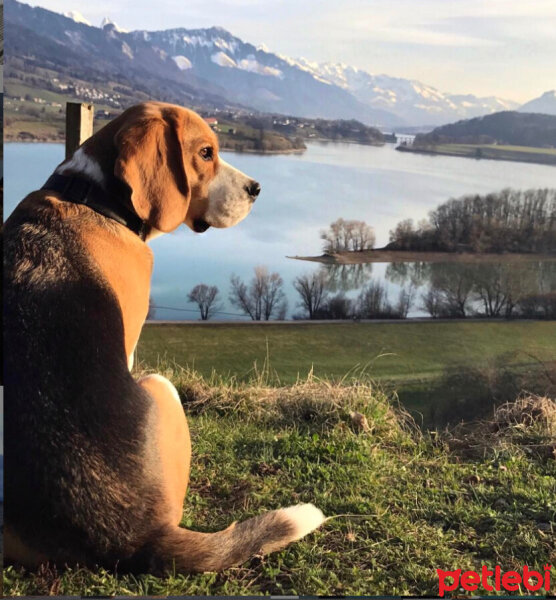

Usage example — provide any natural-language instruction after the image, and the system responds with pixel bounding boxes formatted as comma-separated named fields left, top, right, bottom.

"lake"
left=4, top=141, right=556, bottom=320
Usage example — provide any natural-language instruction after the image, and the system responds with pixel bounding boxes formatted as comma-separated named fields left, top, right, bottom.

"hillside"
left=397, top=111, right=556, bottom=165
left=5, top=364, right=556, bottom=595
left=4, top=0, right=521, bottom=128
left=414, top=111, right=556, bottom=148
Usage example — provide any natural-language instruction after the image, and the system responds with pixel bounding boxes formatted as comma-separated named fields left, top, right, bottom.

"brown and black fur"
left=3, top=195, right=162, bottom=568
left=3, top=102, right=324, bottom=574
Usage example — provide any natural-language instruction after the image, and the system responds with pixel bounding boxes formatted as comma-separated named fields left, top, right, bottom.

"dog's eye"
left=199, top=146, right=213, bottom=161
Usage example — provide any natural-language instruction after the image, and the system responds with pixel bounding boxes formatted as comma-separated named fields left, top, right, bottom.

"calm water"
left=5, top=142, right=556, bottom=319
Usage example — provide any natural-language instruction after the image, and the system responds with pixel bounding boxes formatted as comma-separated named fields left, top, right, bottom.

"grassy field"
left=398, top=143, right=556, bottom=166
left=4, top=370, right=555, bottom=596
left=4, top=79, right=131, bottom=142
left=138, top=321, right=556, bottom=386
left=136, top=321, right=556, bottom=426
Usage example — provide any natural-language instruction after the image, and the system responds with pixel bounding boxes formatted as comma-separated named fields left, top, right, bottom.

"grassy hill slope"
left=4, top=369, right=555, bottom=595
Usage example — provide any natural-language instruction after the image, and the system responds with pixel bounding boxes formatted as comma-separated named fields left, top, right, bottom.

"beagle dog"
left=3, top=102, right=324, bottom=573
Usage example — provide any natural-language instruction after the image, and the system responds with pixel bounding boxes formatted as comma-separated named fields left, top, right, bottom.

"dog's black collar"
left=42, top=173, right=148, bottom=240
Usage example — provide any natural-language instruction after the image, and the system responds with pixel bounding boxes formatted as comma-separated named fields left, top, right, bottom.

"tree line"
left=182, top=268, right=413, bottom=321
left=413, top=111, right=556, bottom=148
left=174, top=260, right=556, bottom=322
left=388, top=189, right=556, bottom=254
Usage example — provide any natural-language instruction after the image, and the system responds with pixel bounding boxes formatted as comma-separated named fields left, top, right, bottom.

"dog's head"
left=113, top=102, right=260, bottom=233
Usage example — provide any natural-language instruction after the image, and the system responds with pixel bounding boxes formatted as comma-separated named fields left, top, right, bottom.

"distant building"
left=204, top=117, right=218, bottom=128
left=395, top=133, right=416, bottom=146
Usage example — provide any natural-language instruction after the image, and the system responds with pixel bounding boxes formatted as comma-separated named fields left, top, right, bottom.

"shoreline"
left=219, top=145, right=306, bottom=155
left=307, top=136, right=384, bottom=147
left=288, top=249, right=556, bottom=264
left=3, top=138, right=307, bottom=155
left=396, top=145, right=556, bottom=167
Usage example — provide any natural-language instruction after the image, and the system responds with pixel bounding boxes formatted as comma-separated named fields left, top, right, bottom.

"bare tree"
left=472, top=263, right=539, bottom=318
left=321, top=218, right=375, bottom=253
left=229, top=266, right=287, bottom=321
left=429, top=264, right=474, bottom=317
left=389, top=219, right=415, bottom=249
left=315, top=293, right=353, bottom=319
left=357, top=280, right=395, bottom=318
left=396, top=285, right=415, bottom=319
left=293, top=271, right=328, bottom=318
left=188, top=284, right=221, bottom=320
left=420, top=288, right=443, bottom=318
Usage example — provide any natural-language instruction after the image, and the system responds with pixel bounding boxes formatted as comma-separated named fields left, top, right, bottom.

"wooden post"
left=65, top=102, right=94, bottom=159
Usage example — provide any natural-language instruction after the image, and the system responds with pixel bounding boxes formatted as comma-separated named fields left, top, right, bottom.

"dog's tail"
left=146, top=503, right=325, bottom=573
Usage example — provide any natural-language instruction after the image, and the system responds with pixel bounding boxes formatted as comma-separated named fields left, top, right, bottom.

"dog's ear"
left=114, top=110, right=190, bottom=232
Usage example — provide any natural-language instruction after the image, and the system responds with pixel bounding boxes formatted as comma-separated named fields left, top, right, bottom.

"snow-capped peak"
left=519, top=90, right=556, bottom=116
left=289, top=59, right=518, bottom=123
left=101, top=17, right=127, bottom=33
left=64, top=10, right=91, bottom=26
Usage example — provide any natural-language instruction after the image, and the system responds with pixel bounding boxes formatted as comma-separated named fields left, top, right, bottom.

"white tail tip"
left=281, top=503, right=326, bottom=540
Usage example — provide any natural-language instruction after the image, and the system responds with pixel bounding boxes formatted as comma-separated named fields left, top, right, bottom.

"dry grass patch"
left=143, top=361, right=416, bottom=440
left=447, top=394, right=556, bottom=461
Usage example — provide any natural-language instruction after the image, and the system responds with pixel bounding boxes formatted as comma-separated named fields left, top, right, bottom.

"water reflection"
left=320, top=262, right=374, bottom=293
left=386, top=260, right=556, bottom=318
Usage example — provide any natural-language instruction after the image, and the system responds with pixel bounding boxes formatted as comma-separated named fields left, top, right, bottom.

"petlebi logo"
left=437, top=565, right=552, bottom=596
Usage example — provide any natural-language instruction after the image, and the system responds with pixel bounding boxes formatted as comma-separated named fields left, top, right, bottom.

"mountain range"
left=4, top=0, right=553, bottom=128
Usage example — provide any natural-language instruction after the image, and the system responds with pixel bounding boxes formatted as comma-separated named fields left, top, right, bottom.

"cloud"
left=317, top=0, right=555, bottom=49
left=27, top=0, right=555, bottom=102
left=347, top=25, right=500, bottom=48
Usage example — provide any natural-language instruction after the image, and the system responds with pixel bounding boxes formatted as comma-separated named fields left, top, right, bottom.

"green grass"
left=138, top=321, right=556, bottom=386
left=4, top=368, right=555, bottom=595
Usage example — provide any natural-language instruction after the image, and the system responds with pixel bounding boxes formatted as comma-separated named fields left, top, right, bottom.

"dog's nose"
left=245, top=180, right=261, bottom=200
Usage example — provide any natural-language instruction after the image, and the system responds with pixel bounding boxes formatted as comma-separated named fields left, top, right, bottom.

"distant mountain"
left=519, top=91, right=556, bottom=116
left=4, top=0, right=520, bottom=127
left=415, top=111, right=556, bottom=148
left=130, top=27, right=401, bottom=126
left=4, top=0, right=233, bottom=112
left=293, top=60, right=518, bottom=127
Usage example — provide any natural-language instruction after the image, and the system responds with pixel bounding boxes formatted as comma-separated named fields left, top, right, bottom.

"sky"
left=29, top=0, right=556, bottom=103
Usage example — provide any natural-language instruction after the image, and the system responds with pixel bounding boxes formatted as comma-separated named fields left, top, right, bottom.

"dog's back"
left=3, top=194, right=162, bottom=566
left=3, top=103, right=325, bottom=574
